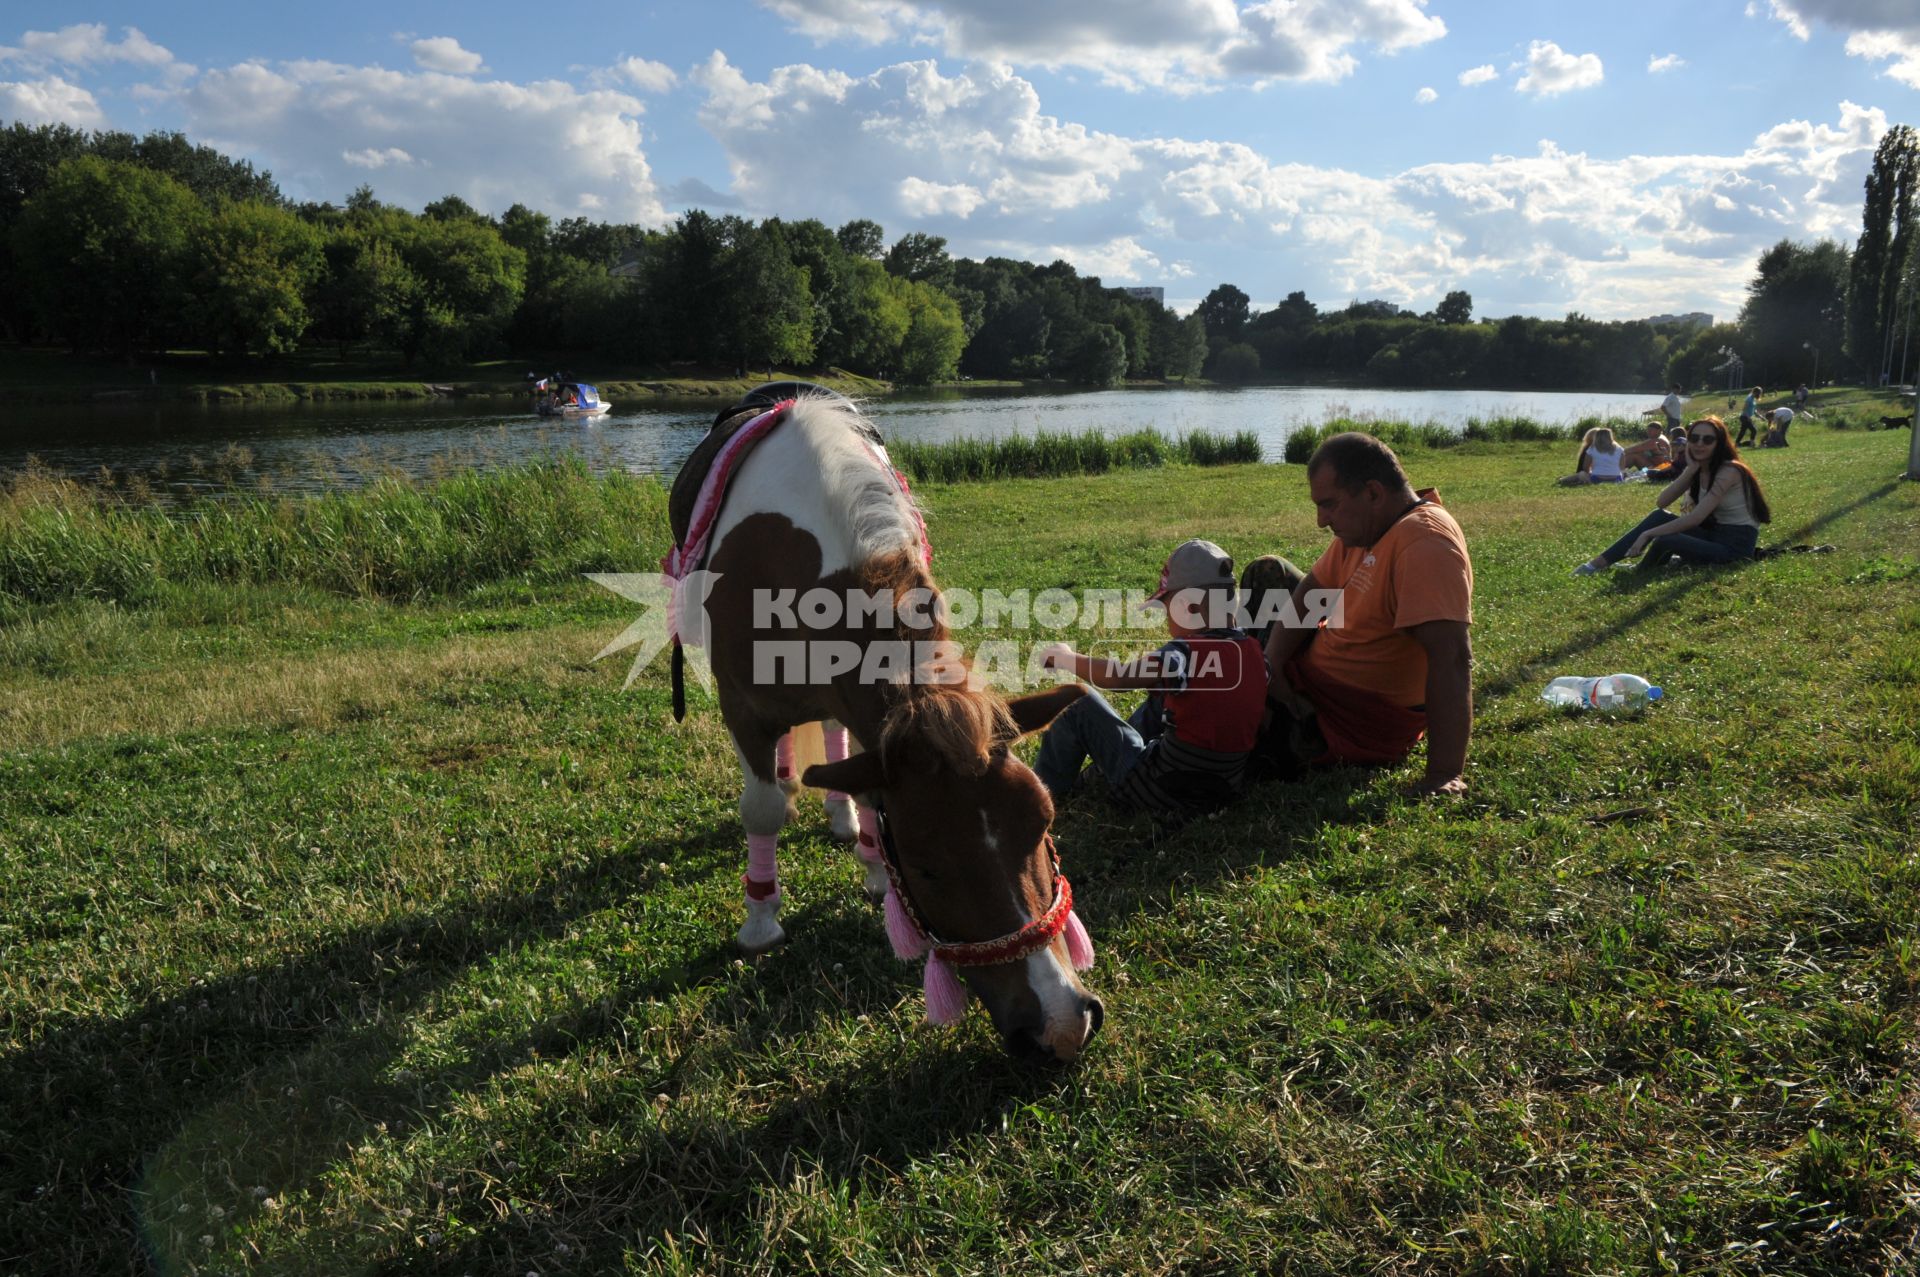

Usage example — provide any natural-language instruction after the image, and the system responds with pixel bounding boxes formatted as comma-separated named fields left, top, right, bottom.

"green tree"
left=312, top=220, right=418, bottom=357
left=395, top=214, right=526, bottom=362
left=422, top=193, right=486, bottom=223
left=836, top=218, right=885, bottom=259
left=1211, top=342, right=1261, bottom=382
left=1059, top=321, right=1127, bottom=387
left=191, top=201, right=324, bottom=358
left=718, top=219, right=814, bottom=372
left=90, top=129, right=282, bottom=205
left=883, top=231, right=954, bottom=289
left=1435, top=289, right=1473, bottom=324
left=0, top=122, right=91, bottom=340
left=1739, top=239, right=1849, bottom=385
left=1845, top=125, right=1919, bottom=379
left=1170, top=311, right=1208, bottom=381
left=12, top=155, right=205, bottom=357
left=894, top=277, right=966, bottom=384
left=1196, top=283, right=1251, bottom=341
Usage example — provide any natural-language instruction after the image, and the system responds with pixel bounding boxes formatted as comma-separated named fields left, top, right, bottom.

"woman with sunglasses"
left=1572, top=416, right=1771, bottom=575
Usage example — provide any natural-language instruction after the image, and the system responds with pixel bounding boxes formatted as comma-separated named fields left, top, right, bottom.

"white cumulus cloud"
left=755, top=0, right=1445, bottom=90
left=343, top=146, right=416, bottom=169
left=0, top=74, right=105, bottom=127
left=899, top=176, right=985, bottom=218
left=11, top=23, right=180, bottom=68
left=409, top=37, right=484, bottom=75
left=613, top=56, right=678, bottom=93
left=692, top=55, right=1883, bottom=323
left=1847, top=31, right=1920, bottom=87
left=1515, top=40, right=1604, bottom=96
left=1415, top=85, right=1437, bottom=103
left=1753, top=1, right=1920, bottom=88
left=181, top=60, right=666, bottom=222
left=1457, top=63, right=1498, bottom=86
left=1648, top=53, right=1686, bottom=73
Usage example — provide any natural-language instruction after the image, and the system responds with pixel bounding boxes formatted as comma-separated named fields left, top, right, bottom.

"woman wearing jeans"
left=1573, top=416, right=1772, bottom=574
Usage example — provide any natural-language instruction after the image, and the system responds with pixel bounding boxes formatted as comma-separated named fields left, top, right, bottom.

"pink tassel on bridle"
left=886, top=884, right=965, bottom=1022
left=884, top=887, right=929, bottom=960
left=921, top=956, right=969, bottom=1024
left=1064, top=910, right=1095, bottom=971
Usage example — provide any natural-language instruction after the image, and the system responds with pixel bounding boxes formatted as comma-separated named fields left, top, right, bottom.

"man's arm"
left=1262, top=569, right=1326, bottom=715
left=1409, top=619, right=1472, bottom=795
left=1262, top=568, right=1325, bottom=677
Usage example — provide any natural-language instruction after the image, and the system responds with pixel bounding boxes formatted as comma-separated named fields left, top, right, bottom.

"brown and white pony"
left=686, top=391, right=1102, bottom=1061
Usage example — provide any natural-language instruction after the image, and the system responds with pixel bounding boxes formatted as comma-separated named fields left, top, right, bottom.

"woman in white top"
left=1573, top=416, right=1772, bottom=574
left=1558, top=426, right=1627, bottom=486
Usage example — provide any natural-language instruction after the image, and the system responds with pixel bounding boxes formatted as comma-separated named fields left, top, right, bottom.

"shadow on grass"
left=0, top=823, right=757, bottom=1274
left=1777, top=478, right=1902, bottom=545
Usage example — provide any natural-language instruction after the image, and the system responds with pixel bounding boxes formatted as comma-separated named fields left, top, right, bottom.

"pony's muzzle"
left=1005, top=993, right=1103, bottom=1064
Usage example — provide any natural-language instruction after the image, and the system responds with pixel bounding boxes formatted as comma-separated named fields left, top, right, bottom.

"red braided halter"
left=877, top=807, right=1073, bottom=968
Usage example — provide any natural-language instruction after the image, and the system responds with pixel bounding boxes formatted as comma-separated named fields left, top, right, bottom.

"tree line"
left=1, top=120, right=1913, bottom=390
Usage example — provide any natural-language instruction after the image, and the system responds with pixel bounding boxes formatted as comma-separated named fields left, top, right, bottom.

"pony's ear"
left=803, top=752, right=887, bottom=796
left=1006, top=684, right=1088, bottom=737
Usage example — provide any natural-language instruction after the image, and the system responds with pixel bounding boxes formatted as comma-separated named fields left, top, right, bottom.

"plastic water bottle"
left=1542, top=674, right=1663, bottom=711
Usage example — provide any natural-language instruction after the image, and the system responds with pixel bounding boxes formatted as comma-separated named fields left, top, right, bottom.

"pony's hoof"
left=736, top=896, right=786, bottom=953
left=861, top=860, right=889, bottom=907
left=826, top=796, right=859, bottom=842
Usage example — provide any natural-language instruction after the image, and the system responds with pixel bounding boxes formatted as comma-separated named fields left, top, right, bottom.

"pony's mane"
left=786, top=395, right=923, bottom=562
left=858, top=547, right=1016, bottom=777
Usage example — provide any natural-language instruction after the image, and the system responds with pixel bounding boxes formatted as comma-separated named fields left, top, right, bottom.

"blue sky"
left=3, top=0, right=1915, bottom=321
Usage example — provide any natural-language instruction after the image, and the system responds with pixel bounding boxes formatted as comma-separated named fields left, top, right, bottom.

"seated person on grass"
left=1622, top=420, right=1673, bottom=469
left=1243, top=432, right=1475, bottom=797
left=1031, top=539, right=1268, bottom=822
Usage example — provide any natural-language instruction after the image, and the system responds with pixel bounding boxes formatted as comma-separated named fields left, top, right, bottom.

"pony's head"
left=805, top=683, right=1102, bottom=1062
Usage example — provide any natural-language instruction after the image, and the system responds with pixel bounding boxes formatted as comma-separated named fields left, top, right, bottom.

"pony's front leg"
left=821, top=720, right=860, bottom=842
left=735, top=737, right=791, bottom=954
left=818, top=721, right=886, bottom=903
left=852, top=802, right=888, bottom=906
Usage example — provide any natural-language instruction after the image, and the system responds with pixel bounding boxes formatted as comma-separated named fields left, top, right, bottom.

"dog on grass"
left=1876, top=414, right=1914, bottom=430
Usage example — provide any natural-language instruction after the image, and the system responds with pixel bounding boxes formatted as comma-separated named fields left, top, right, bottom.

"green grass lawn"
left=2, top=424, right=1917, bottom=1274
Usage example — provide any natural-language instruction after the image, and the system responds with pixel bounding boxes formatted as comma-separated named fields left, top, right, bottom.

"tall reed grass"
left=0, top=457, right=669, bottom=607
left=891, top=427, right=1261, bottom=482
left=1281, top=415, right=1623, bottom=463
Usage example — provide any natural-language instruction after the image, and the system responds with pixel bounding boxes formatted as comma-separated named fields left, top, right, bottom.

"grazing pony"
left=668, top=387, right=1102, bottom=1061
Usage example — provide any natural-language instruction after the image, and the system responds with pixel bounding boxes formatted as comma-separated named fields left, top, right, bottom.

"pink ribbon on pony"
left=661, top=401, right=794, bottom=645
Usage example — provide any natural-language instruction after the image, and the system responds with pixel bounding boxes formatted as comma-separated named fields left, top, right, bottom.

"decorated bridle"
left=869, top=798, right=1094, bottom=1025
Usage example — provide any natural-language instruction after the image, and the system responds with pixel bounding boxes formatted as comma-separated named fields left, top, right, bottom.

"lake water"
left=0, top=384, right=1661, bottom=500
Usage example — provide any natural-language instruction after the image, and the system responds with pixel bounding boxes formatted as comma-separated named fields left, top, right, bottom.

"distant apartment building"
left=1120, top=286, right=1165, bottom=305
left=1643, top=311, right=1713, bottom=329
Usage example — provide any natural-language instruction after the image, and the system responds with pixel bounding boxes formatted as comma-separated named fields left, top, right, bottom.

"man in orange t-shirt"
left=1259, top=432, right=1474, bottom=796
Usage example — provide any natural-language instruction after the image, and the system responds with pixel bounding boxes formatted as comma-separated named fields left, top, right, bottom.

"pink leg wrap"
left=825, top=726, right=851, bottom=807
left=855, top=805, right=884, bottom=865
left=745, top=832, right=778, bottom=899
left=774, top=733, right=794, bottom=782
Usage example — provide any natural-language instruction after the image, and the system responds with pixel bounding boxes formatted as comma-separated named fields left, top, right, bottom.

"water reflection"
left=0, top=384, right=1661, bottom=501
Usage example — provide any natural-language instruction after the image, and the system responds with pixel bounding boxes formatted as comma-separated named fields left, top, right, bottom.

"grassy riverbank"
left=3, top=424, right=1918, bottom=1274
left=0, top=344, right=894, bottom=405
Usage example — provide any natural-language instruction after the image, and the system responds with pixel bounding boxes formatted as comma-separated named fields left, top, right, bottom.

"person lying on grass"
left=1030, top=539, right=1268, bottom=822
left=1572, top=415, right=1772, bottom=575
left=1246, top=432, right=1476, bottom=798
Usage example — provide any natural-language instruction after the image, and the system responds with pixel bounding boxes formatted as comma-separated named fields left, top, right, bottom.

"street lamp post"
left=1803, top=340, right=1819, bottom=390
